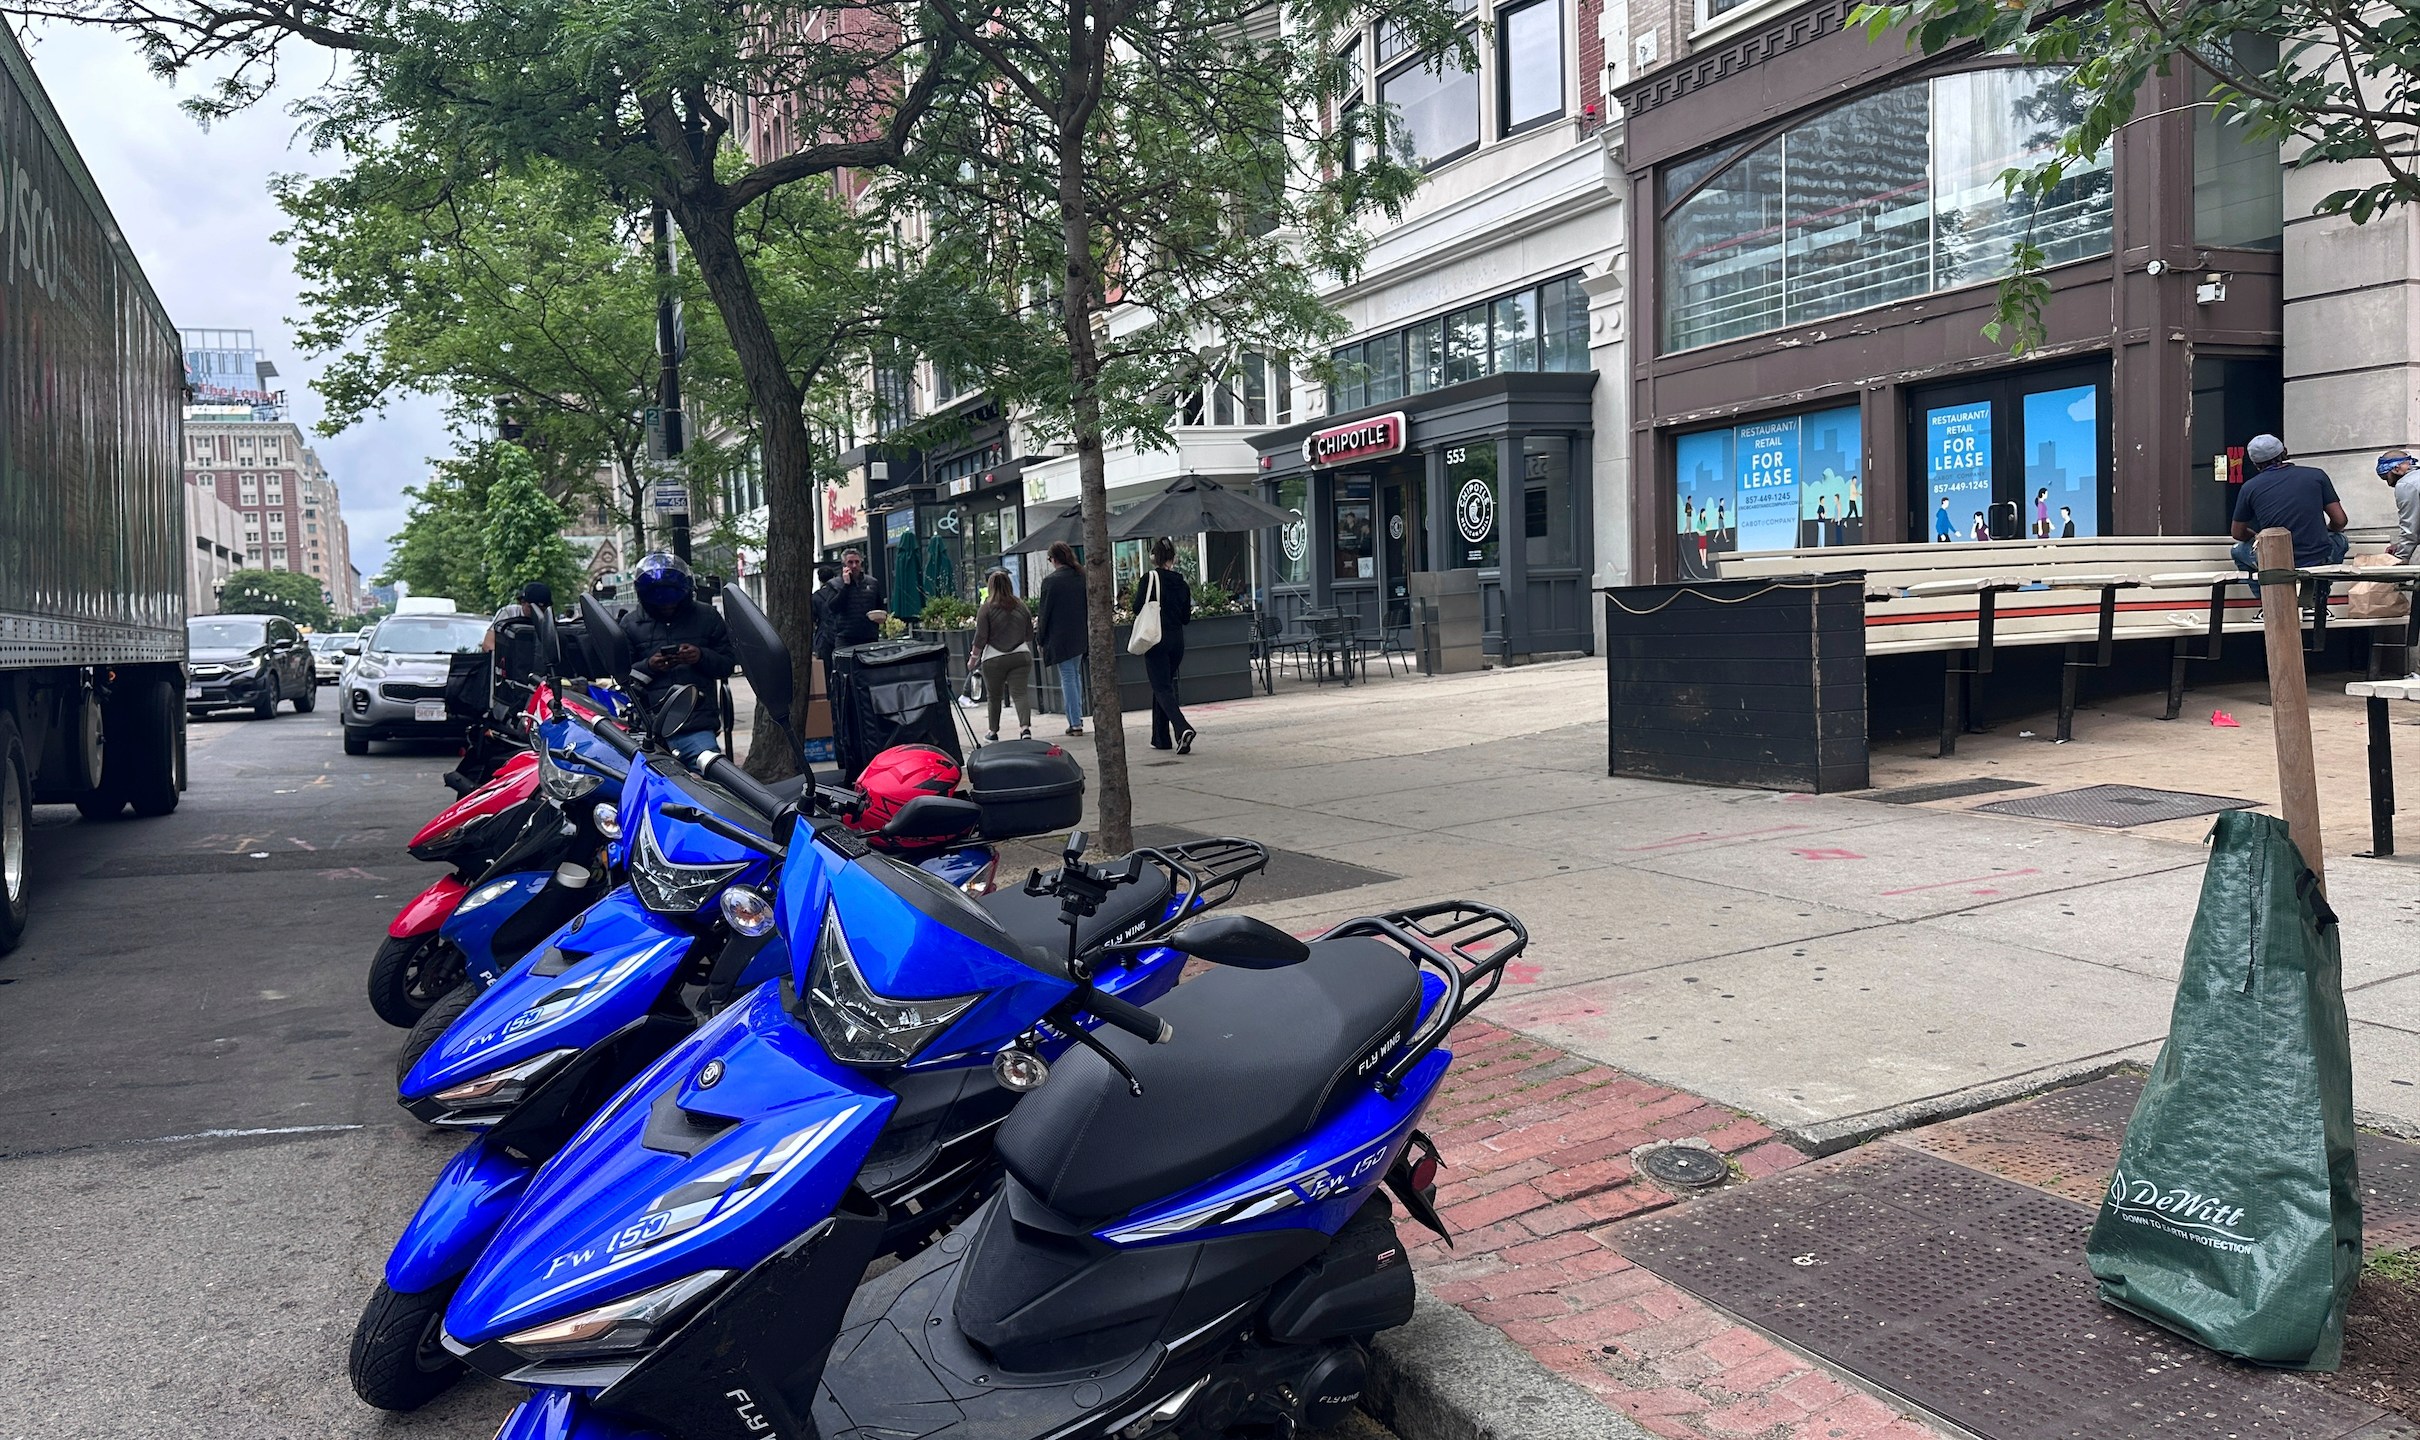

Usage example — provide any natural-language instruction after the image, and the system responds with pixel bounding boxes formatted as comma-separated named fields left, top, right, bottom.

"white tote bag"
left=1127, top=571, right=1163, bottom=655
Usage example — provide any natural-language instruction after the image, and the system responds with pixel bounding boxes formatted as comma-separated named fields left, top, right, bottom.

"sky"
left=18, top=20, right=456, bottom=581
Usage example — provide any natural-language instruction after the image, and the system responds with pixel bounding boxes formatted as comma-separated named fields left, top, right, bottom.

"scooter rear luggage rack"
left=1317, top=900, right=1526, bottom=1094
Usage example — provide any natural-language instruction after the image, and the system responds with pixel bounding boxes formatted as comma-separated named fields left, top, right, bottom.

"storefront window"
left=1381, top=40, right=1480, bottom=168
left=1670, top=404, right=1862, bottom=573
left=1522, top=436, right=1574, bottom=567
left=1446, top=443, right=1500, bottom=568
left=1334, top=475, right=1377, bottom=579
left=1113, top=537, right=1147, bottom=599
left=1273, top=476, right=1311, bottom=586
left=1661, top=68, right=2112, bottom=351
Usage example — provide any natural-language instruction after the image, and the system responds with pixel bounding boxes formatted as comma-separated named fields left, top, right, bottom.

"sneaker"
left=1019, top=727, right=1031, bottom=740
left=985, top=731, right=998, bottom=742
left=1178, top=727, right=1197, bottom=755
left=2166, top=612, right=2205, bottom=630
left=1068, top=724, right=1084, bottom=736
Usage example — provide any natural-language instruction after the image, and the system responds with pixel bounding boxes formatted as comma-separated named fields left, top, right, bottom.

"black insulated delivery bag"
left=964, top=739, right=1085, bottom=839
left=830, top=639, right=961, bottom=780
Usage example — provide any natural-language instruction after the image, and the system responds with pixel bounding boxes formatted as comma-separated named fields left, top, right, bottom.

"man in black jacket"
left=810, top=560, right=843, bottom=665
left=619, top=552, right=736, bottom=764
left=827, top=549, right=886, bottom=649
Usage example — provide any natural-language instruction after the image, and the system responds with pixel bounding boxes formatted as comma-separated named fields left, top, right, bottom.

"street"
left=0, top=707, right=522, bottom=1436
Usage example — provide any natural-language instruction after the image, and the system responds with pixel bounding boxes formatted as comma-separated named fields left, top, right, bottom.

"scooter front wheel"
left=349, top=1279, right=464, bottom=1411
left=368, top=932, right=465, bottom=1028
left=396, top=981, right=478, bottom=1093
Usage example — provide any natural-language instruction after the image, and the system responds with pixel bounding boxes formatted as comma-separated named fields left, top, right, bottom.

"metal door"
left=1380, top=475, right=1426, bottom=629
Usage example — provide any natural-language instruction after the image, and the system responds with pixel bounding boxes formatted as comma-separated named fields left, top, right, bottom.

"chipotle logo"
left=1302, top=412, right=1407, bottom=467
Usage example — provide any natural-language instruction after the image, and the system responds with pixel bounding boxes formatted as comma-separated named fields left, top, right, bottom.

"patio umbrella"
left=887, top=531, right=925, bottom=619
left=1109, top=474, right=1298, bottom=540
left=925, top=532, right=957, bottom=601
left=1006, top=502, right=1085, bottom=556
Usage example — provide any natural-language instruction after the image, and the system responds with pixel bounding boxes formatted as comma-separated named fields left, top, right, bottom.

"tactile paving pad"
left=1613, top=1144, right=2400, bottom=1440
left=1975, top=783, right=2258, bottom=828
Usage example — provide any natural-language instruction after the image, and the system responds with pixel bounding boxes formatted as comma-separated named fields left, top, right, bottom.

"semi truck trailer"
left=0, top=25, right=189, bottom=954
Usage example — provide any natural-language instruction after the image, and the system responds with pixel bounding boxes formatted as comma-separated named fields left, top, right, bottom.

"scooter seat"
left=994, top=938, right=1420, bottom=1223
left=978, top=866, right=1177, bottom=972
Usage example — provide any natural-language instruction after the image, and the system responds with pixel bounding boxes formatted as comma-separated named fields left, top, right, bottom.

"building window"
left=1670, top=404, right=1863, bottom=575
left=2193, top=34, right=2282, bottom=251
left=1272, top=476, right=1310, bottom=586
left=1332, top=474, right=1376, bottom=579
left=1498, top=0, right=1563, bottom=135
left=1327, top=272, right=1590, bottom=412
left=1380, top=39, right=1480, bottom=169
left=1491, top=289, right=1538, bottom=373
left=1659, top=68, right=2113, bottom=352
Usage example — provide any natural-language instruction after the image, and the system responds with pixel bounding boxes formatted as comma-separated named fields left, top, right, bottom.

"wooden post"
left=2256, top=527, right=2326, bottom=889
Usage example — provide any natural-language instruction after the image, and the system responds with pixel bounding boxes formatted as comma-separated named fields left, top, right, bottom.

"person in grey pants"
left=969, top=569, right=1035, bottom=741
left=1035, top=541, right=1088, bottom=735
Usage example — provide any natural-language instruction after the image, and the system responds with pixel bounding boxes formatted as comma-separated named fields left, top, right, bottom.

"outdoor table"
left=2346, top=674, right=2420, bottom=858
left=1306, top=611, right=1360, bottom=687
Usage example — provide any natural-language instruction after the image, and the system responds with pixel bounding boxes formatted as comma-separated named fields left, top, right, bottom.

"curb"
left=1780, top=1048, right=2158, bottom=1155
left=1368, top=1288, right=1654, bottom=1440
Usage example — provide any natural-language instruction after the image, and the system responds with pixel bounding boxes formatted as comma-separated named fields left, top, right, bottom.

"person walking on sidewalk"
left=1036, top=541, right=1088, bottom=736
left=1134, top=537, right=1195, bottom=754
left=2379, top=448, right=2420, bottom=562
left=2231, top=434, right=2348, bottom=596
left=969, top=569, right=1035, bottom=742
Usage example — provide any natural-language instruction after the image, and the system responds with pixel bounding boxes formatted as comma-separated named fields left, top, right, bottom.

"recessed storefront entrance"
left=1905, top=361, right=2111, bottom=545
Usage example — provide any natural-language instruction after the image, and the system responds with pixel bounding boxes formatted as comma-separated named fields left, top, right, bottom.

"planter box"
left=1603, top=576, right=1867, bottom=793
left=1027, top=612, right=1257, bottom=716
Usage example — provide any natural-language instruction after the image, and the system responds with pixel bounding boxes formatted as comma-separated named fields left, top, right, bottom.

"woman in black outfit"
left=1133, top=537, right=1195, bottom=753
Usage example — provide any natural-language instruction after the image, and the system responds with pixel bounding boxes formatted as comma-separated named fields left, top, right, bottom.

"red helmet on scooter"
left=848, top=745, right=966, bottom=846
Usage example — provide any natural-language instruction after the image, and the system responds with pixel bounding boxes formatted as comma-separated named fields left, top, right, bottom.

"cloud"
left=2067, top=391, right=2095, bottom=424
left=19, top=21, right=457, bottom=578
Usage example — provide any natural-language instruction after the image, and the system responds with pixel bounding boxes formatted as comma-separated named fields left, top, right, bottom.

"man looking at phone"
left=618, top=552, right=736, bottom=764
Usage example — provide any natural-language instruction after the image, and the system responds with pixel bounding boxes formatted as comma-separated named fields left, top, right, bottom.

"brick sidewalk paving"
left=1410, top=1021, right=1948, bottom=1440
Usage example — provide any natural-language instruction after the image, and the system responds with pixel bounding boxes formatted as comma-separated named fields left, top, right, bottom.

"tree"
left=219, top=568, right=333, bottom=629
left=910, top=0, right=1448, bottom=849
left=482, top=444, right=587, bottom=609
left=1856, top=0, right=2420, bottom=349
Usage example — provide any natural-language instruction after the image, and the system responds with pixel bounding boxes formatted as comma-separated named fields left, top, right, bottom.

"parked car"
left=309, top=632, right=354, bottom=685
left=187, top=615, right=318, bottom=719
left=339, top=612, right=493, bottom=756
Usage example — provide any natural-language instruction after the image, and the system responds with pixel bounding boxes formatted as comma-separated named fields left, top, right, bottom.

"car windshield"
left=372, top=616, right=489, bottom=655
left=310, top=634, right=351, bottom=653
left=188, top=619, right=267, bottom=648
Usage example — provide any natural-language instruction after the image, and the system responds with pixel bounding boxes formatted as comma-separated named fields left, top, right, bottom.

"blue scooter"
left=430, top=804, right=1518, bottom=1440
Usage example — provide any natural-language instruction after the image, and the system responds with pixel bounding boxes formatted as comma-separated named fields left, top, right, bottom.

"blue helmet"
left=633, top=552, right=693, bottom=613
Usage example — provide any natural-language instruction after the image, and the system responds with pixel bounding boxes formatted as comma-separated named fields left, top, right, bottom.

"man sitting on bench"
left=2231, top=433, right=2348, bottom=601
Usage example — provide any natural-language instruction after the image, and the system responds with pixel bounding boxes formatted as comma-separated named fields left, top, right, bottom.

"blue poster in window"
left=1734, top=418, right=1800, bottom=553
left=2021, top=385, right=2099, bottom=538
left=1673, top=429, right=1734, bottom=578
left=1796, top=405, right=1864, bottom=546
left=1926, top=402, right=1994, bottom=543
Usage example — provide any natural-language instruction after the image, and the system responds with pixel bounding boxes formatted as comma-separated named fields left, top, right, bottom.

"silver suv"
left=339, top=613, right=492, bottom=755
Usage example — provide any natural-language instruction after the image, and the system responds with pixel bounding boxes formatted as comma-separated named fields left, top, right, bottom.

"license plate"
left=415, top=701, right=448, bottom=723
left=185, top=685, right=201, bottom=700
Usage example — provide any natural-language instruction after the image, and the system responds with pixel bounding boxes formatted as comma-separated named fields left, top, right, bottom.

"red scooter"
left=368, top=753, right=544, bottom=1026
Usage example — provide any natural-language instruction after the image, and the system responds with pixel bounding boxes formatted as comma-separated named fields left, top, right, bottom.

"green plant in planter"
left=878, top=616, right=909, bottom=640
left=919, top=594, right=976, bottom=629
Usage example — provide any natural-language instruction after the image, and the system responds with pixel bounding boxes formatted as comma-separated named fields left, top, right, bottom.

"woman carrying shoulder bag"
left=969, top=570, right=1035, bottom=741
left=1131, top=537, right=1196, bottom=754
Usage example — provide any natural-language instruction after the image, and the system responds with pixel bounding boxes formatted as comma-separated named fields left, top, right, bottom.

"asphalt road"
left=0, top=700, right=523, bottom=1437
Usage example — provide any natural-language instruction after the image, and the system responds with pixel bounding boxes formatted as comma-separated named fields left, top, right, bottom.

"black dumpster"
left=1602, top=574, right=1867, bottom=792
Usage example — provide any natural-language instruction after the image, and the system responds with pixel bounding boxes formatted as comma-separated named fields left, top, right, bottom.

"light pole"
left=653, top=202, right=691, bottom=565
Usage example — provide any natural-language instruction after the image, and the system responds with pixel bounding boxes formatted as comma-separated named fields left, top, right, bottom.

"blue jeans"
left=1056, top=656, right=1085, bottom=729
left=2232, top=531, right=2349, bottom=593
left=667, top=729, right=720, bottom=766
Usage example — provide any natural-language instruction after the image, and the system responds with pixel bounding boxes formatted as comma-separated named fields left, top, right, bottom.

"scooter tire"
left=368, top=932, right=463, bottom=1028
left=349, top=1279, right=465, bottom=1412
left=396, top=981, right=477, bottom=1094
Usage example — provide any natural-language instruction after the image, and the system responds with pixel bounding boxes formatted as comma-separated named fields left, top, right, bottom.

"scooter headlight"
left=593, top=800, right=622, bottom=841
left=498, top=1269, right=729, bottom=1361
left=454, top=877, right=524, bottom=914
left=719, top=886, right=776, bottom=937
left=799, top=905, right=977, bottom=1066
left=431, top=1047, right=579, bottom=1111
left=629, top=815, right=747, bottom=914
left=537, top=743, right=603, bottom=803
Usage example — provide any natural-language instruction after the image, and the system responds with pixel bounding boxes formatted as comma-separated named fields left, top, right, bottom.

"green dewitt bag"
left=2086, top=809, right=2361, bottom=1371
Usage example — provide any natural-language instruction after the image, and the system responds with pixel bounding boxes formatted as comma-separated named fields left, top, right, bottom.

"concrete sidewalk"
left=1057, top=658, right=2420, bottom=1145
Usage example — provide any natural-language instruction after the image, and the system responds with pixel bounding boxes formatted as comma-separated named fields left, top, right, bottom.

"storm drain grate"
left=1611, top=1145, right=2397, bottom=1440
left=1975, top=783, right=2257, bottom=828
left=1862, top=777, right=2040, bottom=806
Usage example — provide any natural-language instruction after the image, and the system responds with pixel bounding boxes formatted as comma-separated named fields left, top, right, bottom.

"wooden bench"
left=2346, top=673, right=2420, bottom=858
left=1722, top=536, right=2413, bottom=755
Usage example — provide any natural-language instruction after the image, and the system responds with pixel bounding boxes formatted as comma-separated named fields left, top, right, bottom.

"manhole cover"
left=1975, top=783, right=2257, bottom=828
left=1864, top=777, right=2039, bottom=805
left=1611, top=1147, right=2394, bottom=1440
left=1636, top=1143, right=1728, bottom=1190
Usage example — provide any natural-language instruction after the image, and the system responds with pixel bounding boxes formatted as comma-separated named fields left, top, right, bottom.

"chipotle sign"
left=1302, top=412, right=1408, bottom=467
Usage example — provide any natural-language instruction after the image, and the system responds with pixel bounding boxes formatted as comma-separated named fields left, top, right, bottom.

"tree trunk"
left=1058, top=134, right=1133, bottom=854
left=671, top=198, right=814, bottom=782
left=615, top=446, right=647, bottom=568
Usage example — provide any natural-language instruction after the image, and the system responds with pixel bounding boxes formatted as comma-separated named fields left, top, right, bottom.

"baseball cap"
left=2245, top=434, right=2287, bottom=466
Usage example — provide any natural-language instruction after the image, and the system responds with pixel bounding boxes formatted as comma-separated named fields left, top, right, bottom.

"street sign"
left=644, top=406, right=687, bottom=462
left=652, top=481, right=689, bottom=513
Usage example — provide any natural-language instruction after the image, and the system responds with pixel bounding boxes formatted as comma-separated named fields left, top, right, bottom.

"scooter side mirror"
left=718, top=583, right=793, bottom=728
left=578, top=593, right=633, bottom=679
left=1166, top=915, right=1310, bottom=969
left=878, top=795, right=983, bottom=843
left=655, top=684, right=698, bottom=743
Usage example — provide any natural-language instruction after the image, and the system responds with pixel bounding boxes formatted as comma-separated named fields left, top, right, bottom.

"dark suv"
left=187, top=615, right=318, bottom=719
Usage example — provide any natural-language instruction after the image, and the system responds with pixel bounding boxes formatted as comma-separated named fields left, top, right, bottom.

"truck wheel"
left=368, top=932, right=463, bottom=1028
left=343, top=727, right=370, bottom=757
left=73, top=794, right=125, bottom=821
left=0, top=716, right=28, bottom=954
left=253, top=676, right=280, bottom=719
left=106, top=673, right=180, bottom=819
left=349, top=1279, right=465, bottom=1412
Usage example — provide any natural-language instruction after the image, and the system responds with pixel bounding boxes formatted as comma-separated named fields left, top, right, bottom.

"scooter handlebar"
left=1083, top=987, right=1173, bottom=1045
